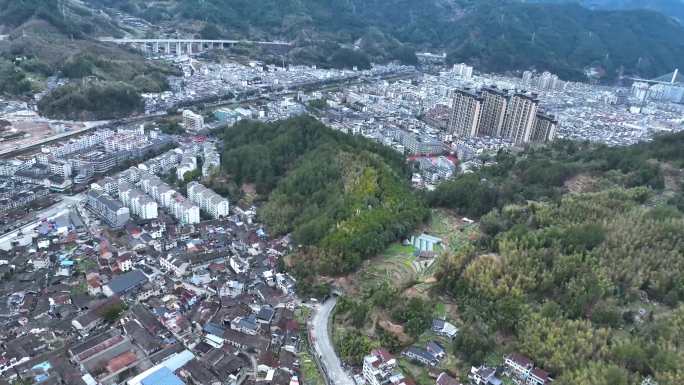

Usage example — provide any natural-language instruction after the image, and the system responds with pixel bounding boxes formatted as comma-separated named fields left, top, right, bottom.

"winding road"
left=309, top=298, right=355, bottom=385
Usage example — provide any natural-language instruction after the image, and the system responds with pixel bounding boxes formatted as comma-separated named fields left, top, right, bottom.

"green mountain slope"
left=219, top=116, right=429, bottom=293
left=90, top=0, right=684, bottom=80
left=0, top=0, right=179, bottom=119
left=331, top=130, right=684, bottom=385
left=445, top=2, right=684, bottom=80
left=537, top=0, right=684, bottom=23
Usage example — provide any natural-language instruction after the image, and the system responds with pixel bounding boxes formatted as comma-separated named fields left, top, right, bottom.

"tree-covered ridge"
left=33, top=52, right=178, bottom=120
left=437, top=185, right=684, bottom=384
left=0, top=0, right=178, bottom=120
left=0, top=0, right=85, bottom=38
left=535, top=0, right=684, bottom=24
left=37, top=81, right=144, bottom=121
left=430, top=134, right=684, bottom=382
left=0, top=0, right=125, bottom=38
left=325, top=132, right=684, bottom=385
left=447, top=2, right=684, bottom=80
left=220, top=116, right=428, bottom=278
left=429, top=131, right=684, bottom=217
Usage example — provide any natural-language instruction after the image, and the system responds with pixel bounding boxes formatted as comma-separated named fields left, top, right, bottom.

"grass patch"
left=299, top=349, right=326, bottom=385
left=295, top=307, right=312, bottom=325
left=434, top=303, right=447, bottom=319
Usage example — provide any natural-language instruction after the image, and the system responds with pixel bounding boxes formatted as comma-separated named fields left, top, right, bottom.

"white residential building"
left=452, top=63, right=473, bottom=80
left=183, top=110, right=204, bottom=132
left=187, top=182, right=230, bottom=219
left=202, top=142, right=221, bottom=177
left=48, top=159, right=72, bottom=178
left=118, top=180, right=158, bottom=220
left=363, top=350, right=407, bottom=385
left=138, top=171, right=199, bottom=224
left=160, top=255, right=189, bottom=277
left=169, top=193, right=200, bottom=225
left=41, top=129, right=114, bottom=158
left=176, top=154, right=197, bottom=181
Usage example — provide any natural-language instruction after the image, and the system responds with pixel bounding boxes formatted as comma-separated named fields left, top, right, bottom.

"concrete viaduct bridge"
left=99, top=38, right=292, bottom=56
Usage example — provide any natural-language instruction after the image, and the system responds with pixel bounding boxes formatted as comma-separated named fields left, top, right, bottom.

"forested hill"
left=426, top=131, right=684, bottom=384
left=535, top=0, right=684, bottom=24
left=219, top=116, right=429, bottom=294
left=444, top=2, right=684, bottom=80
left=0, top=0, right=179, bottom=119
left=88, top=0, right=684, bottom=81
left=326, top=129, right=684, bottom=385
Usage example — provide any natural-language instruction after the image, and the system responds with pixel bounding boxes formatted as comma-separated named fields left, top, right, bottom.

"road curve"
left=310, top=298, right=355, bottom=385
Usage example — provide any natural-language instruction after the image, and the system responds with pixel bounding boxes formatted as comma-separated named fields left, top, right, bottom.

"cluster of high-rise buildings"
left=448, top=86, right=557, bottom=144
left=138, top=171, right=200, bottom=225
left=631, top=69, right=684, bottom=104
left=87, top=141, right=227, bottom=227
left=117, top=180, right=159, bottom=220
left=522, top=71, right=564, bottom=91
left=17, top=126, right=174, bottom=191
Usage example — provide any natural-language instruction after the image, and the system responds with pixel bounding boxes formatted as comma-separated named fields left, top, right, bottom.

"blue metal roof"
left=141, top=367, right=185, bottom=385
left=203, top=322, right=225, bottom=337
left=106, top=270, right=148, bottom=295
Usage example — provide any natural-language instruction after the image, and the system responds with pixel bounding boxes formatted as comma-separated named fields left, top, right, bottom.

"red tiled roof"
left=436, top=373, right=460, bottom=385
left=208, top=263, right=225, bottom=271
left=284, top=319, right=300, bottom=332
left=372, top=348, right=393, bottom=363
left=106, top=351, right=137, bottom=373
left=507, top=353, right=533, bottom=368
left=77, top=335, right=125, bottom=362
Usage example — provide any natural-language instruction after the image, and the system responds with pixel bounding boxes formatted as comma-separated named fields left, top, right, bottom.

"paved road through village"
left=310, top=297, right=355, bottom=385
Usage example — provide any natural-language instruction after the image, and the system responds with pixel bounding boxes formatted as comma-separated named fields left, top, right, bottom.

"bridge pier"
left=166, top=42, right=171, bottom=54
left=176, top=42, right=182, bottom=57
left=153, top=42, right=159, bottom=54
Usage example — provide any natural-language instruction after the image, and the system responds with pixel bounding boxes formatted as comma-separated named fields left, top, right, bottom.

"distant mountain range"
left=1, top=0, right=683, bottom=84
left=533, top=0, right=684, bottom=23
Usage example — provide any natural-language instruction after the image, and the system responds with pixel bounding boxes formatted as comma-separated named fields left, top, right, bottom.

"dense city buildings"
left=139, top=170, right=199, bottom=225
